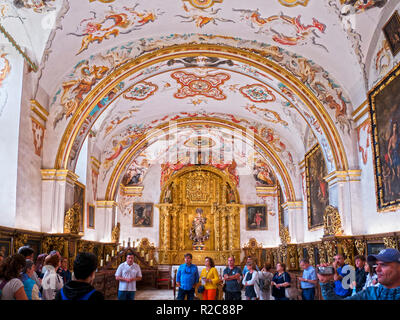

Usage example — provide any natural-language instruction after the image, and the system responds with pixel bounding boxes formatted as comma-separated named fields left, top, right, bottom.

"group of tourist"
left=0, top=246, right=103, bottom=300
left=175, top=248, right=400, bottom=301
left=1, top=245, right=400, bottom=300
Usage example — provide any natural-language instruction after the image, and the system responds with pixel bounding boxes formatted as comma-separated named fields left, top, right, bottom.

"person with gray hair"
left=21, top=260, right=41, bottom=300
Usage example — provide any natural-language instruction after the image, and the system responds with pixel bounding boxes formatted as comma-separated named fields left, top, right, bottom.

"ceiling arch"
left=48, top=41, right=351, bottom=177
left=103, top=117, right=297, bottom=202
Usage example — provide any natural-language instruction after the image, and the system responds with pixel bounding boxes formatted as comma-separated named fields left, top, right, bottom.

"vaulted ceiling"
left=0, top=0, right=393, bottom=201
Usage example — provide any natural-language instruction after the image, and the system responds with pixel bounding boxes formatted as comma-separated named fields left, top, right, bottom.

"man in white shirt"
left=115, top=251, right=142, bottom=300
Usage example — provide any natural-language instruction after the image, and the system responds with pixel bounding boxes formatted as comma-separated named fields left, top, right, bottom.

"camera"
left=317, top=266, right=335, bottom=275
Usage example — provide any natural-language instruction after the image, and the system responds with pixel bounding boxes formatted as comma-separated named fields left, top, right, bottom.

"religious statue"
left=226, top=184, right=236, bottom=203
left=189, top=208, right=210, bottom=249
left=111, top=222, right=120, bottom=243
left=64, top=202, right=81, bottom=234
left=164, top=183, right=173, bottom=203
left=323, top=205, right=343, bottom=236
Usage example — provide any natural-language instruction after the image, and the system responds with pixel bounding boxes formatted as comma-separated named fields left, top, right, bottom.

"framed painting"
left=367, top=243, right=386, bottom=255
left=0, top=238, right=11, bottom=258
left=245, top=205, right=268, bottom=230
left=383, top=11, right=400, bottom=57
left=133, top=203, right=153, bottom=227
left=74, top=181, right=85, bottom=233
left=305, top=144, right=329, bottom=230
left=87, top=204, right=95, bottom=229
left=369, top=62, right=400, bottom=211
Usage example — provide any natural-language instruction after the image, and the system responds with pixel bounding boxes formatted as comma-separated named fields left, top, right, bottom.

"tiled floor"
left=135, top=289, right=175, bottom=300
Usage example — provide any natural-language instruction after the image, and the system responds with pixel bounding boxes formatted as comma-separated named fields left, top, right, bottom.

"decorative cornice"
left=90, top=156, right=101, bottom=170
left=256, top=186, right=278, bottom=197
left=352, top=99, right=369, bottom=123
left=41, top=169, right=79, bottom=182
left=30, top=99, right=48, bottom=122
left=281, top=201, right=303, bottom=210
left=0, top=23, right=38, bottom=72
left=324, top=169, right=362, bottom=185
left=96, top=200, right=117, bottom=209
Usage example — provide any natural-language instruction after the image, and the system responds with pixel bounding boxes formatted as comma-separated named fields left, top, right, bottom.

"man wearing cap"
left=317, top=248, right=400, bottom=300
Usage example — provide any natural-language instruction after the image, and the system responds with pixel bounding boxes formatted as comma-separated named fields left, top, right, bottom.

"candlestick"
left=106, top=254, right=109, bottom=262
left=100, top=259, right=103, bottom=267
left=112, top=250, right=115, bottom=257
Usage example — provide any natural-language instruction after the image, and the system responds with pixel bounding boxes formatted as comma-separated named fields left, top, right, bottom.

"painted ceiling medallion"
left=278, top=0, right=309, bottom=7
left=123, top=81, right=158, bottom=101
left=239, top=84, right=276, bottom=103
left=184, top=136, right=216, bottom=148
left=183, top=0, right=223, bottom=9
left=171, top=71, right=230, bottom=100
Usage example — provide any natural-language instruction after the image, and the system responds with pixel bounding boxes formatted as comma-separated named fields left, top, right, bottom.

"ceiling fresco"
left=1, top=0, right=395, bottom=202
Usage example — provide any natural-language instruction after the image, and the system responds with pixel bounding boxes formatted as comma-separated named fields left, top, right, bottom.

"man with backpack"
left=55, top=252, right=104, bottom=301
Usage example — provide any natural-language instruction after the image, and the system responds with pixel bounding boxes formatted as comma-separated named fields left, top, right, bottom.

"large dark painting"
left=383, top=11, right=400, bottom=57
left=74, top=182, right=85, bottom=233
left=305, top=144, right=329, bottom=230
left=369, top=62, right=400, bottom=211
left=246, top=205, right=268, bottom=230
left=133, top=203, right=153, bottom=227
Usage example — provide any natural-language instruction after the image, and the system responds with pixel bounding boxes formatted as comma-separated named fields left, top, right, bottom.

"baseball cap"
left=367, top=248, right=400, bottom=263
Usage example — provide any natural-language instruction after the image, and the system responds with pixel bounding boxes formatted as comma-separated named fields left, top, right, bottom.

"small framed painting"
left=245, top=205, right=268, bottom=230
left=133, top=203, right=153, bottom=227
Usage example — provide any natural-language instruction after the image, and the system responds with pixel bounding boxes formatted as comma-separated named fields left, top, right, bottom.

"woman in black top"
left=271, top=263, right=291, bottom=300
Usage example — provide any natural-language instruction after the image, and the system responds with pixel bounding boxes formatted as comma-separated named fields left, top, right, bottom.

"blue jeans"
left=118, top=290, right=135, bottom=300
left=274, top=296, right=289, bottom=300
left=177, top=288, right=195, bottom=300
left=301, top=288, right=315, bottom=300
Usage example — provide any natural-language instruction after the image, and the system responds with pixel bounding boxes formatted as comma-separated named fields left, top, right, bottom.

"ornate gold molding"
left=323, top=205, right=343, bottom=237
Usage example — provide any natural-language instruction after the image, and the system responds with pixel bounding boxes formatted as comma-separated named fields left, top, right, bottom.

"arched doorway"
left=156, top=165, right=242, bottom=265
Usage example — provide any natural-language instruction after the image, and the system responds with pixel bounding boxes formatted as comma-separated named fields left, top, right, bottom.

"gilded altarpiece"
left=156, top=166, right=242, bottom=265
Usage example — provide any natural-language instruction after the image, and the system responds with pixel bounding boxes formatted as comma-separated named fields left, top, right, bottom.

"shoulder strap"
left=60, top=288, right=68, bottom=300
left=79, top=289, right=96, bottom=300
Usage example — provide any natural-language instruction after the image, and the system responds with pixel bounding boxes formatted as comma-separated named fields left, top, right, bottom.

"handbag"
left=199, top=269, right=210, bottom=294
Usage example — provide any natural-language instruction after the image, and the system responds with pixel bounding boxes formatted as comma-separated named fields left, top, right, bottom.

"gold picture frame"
left=369, top=61, right=400, bottom=211
left=245, top=204, right=268, bottom=230
left=305, top=144, right=329, bottom=230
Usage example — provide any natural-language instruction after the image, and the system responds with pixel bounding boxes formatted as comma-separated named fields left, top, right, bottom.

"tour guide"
left=176, top=253, right=199, bottom=300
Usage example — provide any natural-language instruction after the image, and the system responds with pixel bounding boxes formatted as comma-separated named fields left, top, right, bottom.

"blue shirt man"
left=299, top=259, right=317, bottom=300
left=333, top=255, right=352, bottom=297
left=318, top=248, right=400, bottom=300
left=176, top=253, right=199, bottom=300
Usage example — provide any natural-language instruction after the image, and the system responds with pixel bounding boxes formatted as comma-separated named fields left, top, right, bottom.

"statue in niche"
left=189, top=208, right=210, bottom=248
left=226, top=184, right=236, bottom=203
left=112, top=222, right=120, bottom=243
left=64, top=203, right=81, bottom=234
left=164, top=183, right=173, bottom=203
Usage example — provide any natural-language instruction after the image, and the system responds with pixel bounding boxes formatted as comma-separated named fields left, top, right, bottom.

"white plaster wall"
left=118, top=164, right=161, bottom=246
left=238, top=174, right=280, bottom=248
left=15, top=66, right=44, bottom=231
left=0, top=46, right=23, bottom=228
